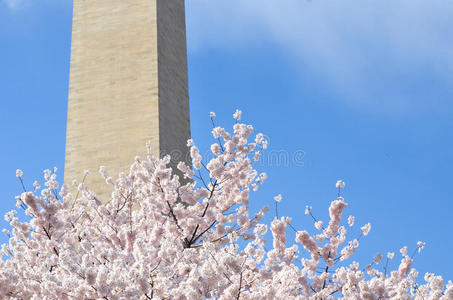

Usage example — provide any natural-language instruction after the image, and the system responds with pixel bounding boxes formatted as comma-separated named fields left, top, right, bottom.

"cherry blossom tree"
left=1, top=112, right=452, bottom=299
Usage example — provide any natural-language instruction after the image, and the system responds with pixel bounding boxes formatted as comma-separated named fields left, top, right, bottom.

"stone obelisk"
left=65, top=0, right=190, bottom=200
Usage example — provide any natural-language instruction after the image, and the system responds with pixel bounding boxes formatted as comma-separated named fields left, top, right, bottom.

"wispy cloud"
left=187, top=0, right=453, bottom=114
left=2, top=0, right=25, bottom=10
left=2, top=0, right=69, bottom=11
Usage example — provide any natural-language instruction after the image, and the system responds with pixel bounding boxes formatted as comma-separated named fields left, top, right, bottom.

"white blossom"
left=374, top=253, right=383, bottom=264
left=32, top=181, right=40, bottom=191
left=255, top=133, right=264, bottom=144
left=314, top=221, right=323, bottom=230
left=347, top=215, right=355, bottom=227
left=233, top=109, right=242, bottom=121
left=336, top=180, right=345, bottom=188
left=361, top=223, right=371, bottom=236
left=417, top=241, right=426, bottom=253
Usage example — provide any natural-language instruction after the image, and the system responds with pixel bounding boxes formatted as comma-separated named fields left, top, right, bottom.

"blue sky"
left=1, top=0, right=452, bottom=282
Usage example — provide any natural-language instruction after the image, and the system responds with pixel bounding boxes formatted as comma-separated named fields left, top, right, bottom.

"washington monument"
left=65, top=0, right=190, bottom=199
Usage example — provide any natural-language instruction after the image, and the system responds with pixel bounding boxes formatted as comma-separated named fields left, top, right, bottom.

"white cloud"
left=186, top=0, right=453, bottom=114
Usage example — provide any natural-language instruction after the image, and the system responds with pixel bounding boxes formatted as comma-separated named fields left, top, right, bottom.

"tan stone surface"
left=65, top=0, right=190, bottom=201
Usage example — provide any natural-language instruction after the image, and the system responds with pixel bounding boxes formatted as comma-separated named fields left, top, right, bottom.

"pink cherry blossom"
left=0, top=113, right=449, bottom=299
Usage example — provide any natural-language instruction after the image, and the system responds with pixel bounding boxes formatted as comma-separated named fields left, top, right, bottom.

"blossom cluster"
left=1, top=112, right=451, bottom=299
